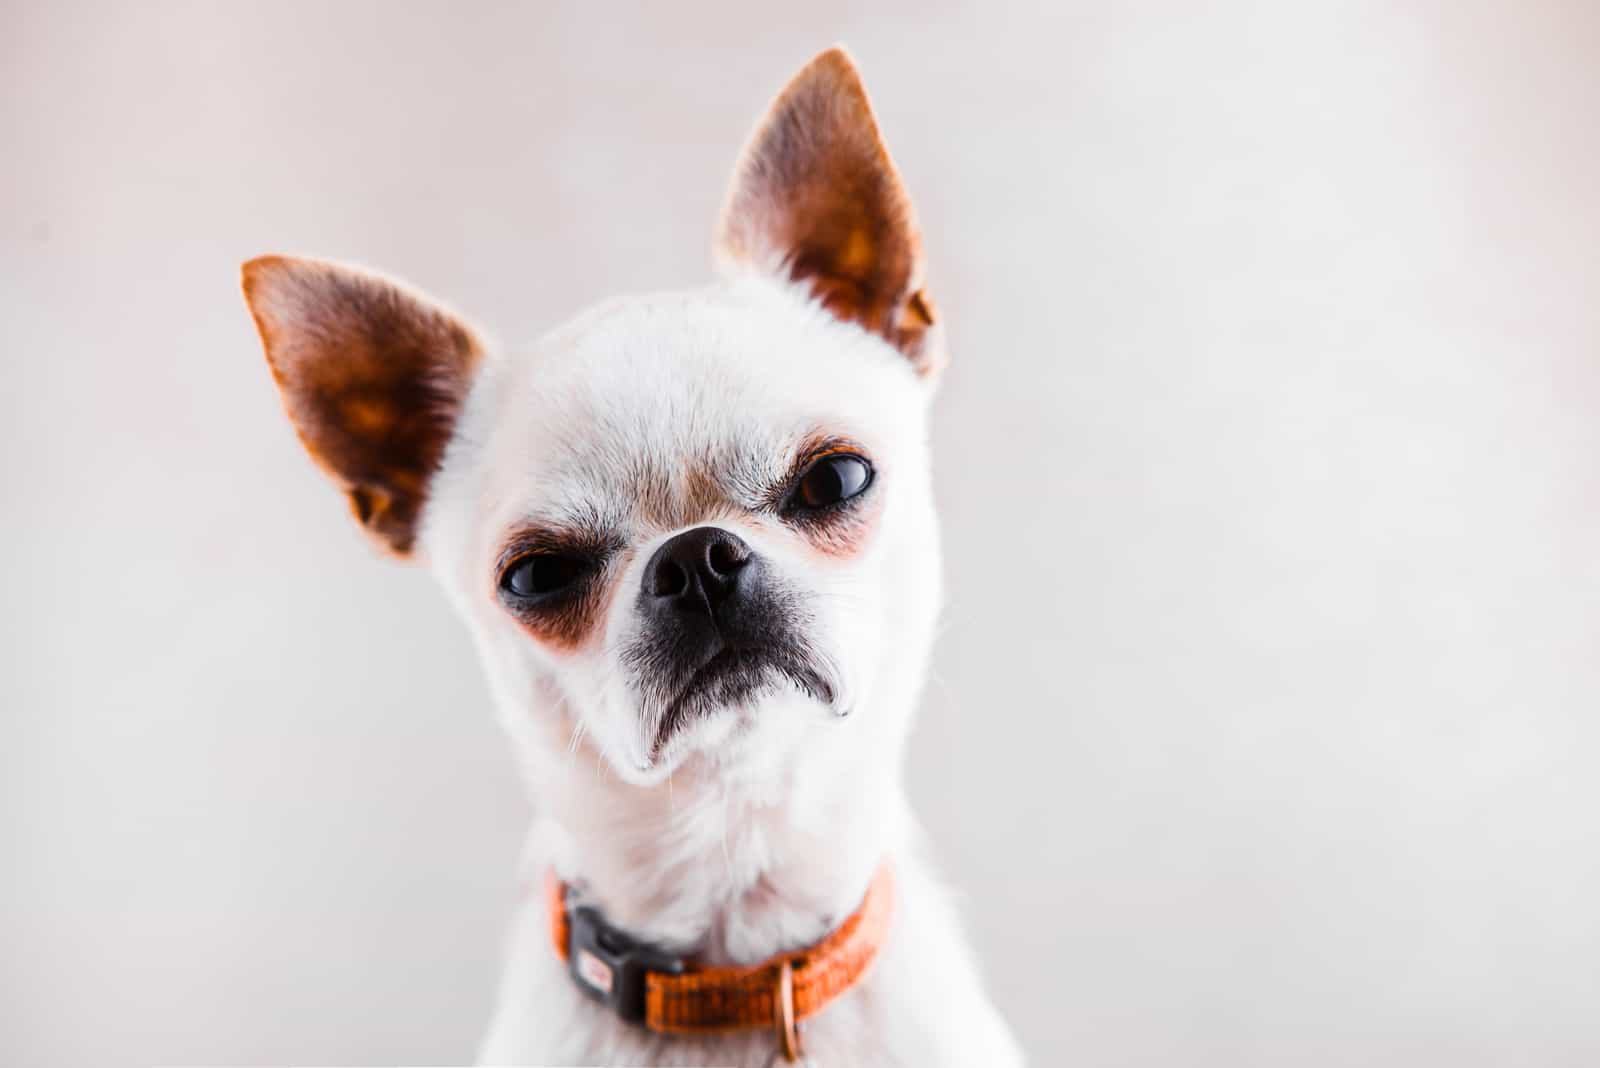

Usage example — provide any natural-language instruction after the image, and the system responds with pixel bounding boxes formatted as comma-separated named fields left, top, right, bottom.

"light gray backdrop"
left=5, top=2, right=1598, bottom=1065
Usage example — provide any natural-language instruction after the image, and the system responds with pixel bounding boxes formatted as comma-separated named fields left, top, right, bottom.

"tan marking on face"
left=776, top=433, right=885, bottom=560
left=797, top=486, right=884, bottom=560
left=635, top=456, right=739, bottom=531
left=494, top=527, right=629, bottom=655
left=507, top=568, right=618, bottom=654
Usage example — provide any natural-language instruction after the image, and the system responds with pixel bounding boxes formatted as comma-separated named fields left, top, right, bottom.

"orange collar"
left=548, top=864, right=894, bottom=1058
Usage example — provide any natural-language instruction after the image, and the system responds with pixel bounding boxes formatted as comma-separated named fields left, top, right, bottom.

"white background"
left=5, top=2, right=1598, bottom=1064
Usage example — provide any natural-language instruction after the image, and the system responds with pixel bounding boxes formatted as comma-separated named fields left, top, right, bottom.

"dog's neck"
left=516, top=689, right=908, bottom=967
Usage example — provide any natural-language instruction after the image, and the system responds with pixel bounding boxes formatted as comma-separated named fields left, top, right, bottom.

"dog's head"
left=242, top=49, right=946, bottom=788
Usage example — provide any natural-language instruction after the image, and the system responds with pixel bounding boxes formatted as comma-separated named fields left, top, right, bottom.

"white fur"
left=417, top=271, right=1022, bottom=1065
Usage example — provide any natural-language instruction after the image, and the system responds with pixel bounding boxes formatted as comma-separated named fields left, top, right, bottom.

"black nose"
left=643, top=526, right=752, bottom=614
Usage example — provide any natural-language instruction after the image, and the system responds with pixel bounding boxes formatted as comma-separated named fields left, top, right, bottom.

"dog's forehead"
left=473, top=281, right=917, bottom=533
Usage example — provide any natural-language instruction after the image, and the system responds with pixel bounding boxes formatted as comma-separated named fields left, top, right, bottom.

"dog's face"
left=242, top=49, right=946, bottom=787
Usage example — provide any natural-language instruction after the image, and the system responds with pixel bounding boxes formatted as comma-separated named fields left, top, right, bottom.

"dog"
left=240, top=46, right=1022, bottom=1067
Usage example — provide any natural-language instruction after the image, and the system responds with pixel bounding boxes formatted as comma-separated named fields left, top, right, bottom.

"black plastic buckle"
left=566, top=902, right=687, bottom=1023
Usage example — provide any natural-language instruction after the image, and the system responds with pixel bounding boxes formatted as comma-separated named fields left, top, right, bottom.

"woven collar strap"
left=548, top=864, right=894, bottom=1037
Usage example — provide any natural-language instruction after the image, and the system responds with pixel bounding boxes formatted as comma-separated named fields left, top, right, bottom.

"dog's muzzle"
left=625, top=526, right=835, bottom=756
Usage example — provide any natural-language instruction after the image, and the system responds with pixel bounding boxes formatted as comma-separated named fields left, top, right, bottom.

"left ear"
left=240, top=255, right=485, bottom=558
left=715, top=46, right=943, bottom=376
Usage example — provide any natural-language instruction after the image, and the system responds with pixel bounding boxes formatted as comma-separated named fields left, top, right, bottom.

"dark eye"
left=501, top=553, right=589, bottom=600
left=792, top=454, right=873, bottom=511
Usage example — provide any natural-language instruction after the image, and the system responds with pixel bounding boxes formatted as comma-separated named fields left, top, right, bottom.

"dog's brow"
left=495, top=520, right=620, bottom=573
left=796, top=436, right=872, bottom=469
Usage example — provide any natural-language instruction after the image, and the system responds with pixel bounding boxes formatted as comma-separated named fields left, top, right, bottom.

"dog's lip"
left=650, top=645, right=750, bottom=758
left=649, top=643, right=835, bottom=760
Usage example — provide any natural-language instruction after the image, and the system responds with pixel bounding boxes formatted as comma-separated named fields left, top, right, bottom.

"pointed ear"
left=240, top=255, right=485, bottom=557
left=716, top=46, right=943, bottom=376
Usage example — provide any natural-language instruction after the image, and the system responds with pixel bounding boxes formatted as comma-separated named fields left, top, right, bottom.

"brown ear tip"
left=797, top=44, right=866, bottom=87
left=780, top=44, right=870, bottom=94
left=241, top=253, right=286, bottom=274
left=239, top=254, right=293, bottom=297
left=814, top=44, right=857, bottom=66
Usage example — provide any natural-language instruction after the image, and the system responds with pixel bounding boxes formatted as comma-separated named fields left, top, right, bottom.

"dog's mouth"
left=649, top=643, right=835, bottom=760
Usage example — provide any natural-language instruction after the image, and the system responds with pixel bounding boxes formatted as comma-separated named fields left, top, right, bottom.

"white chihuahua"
left=241, top=46, right=1021, bottom=1067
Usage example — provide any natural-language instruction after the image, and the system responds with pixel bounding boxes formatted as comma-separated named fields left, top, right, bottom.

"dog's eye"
left=501, top=553, right=589, bottom=599
left=791, top=454, right=873, bottom=510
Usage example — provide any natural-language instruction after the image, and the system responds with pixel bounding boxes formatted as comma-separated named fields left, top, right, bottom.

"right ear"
left=240, top=255, right=485, bottom=558
left=715, top=47, right=942, bottom=376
